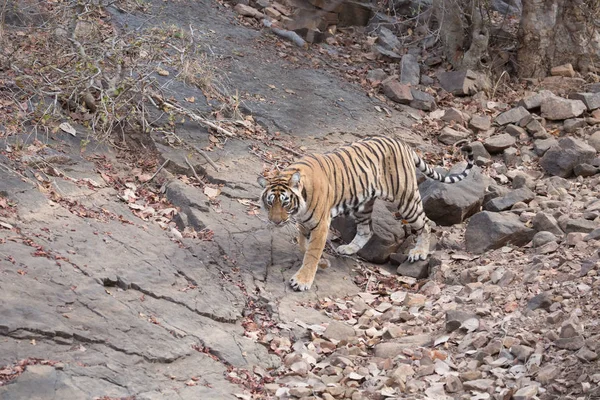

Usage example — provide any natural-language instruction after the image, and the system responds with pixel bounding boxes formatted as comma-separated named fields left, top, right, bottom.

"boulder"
left=483, top=133, right=516, bottom=154
left=419, top=166, right=487, bottom=226
left=465, top=211, right=535, bottom=254
left=540, top=137, right=597, bottom=177
left=541, top=97, right=586, bottom=120
left=332, top=201, right=406, bottom=264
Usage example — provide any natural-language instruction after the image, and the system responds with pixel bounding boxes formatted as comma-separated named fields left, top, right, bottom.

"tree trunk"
left=517, top=0, right=600, bottom=78
left=432, top=0, right=490, bottom=71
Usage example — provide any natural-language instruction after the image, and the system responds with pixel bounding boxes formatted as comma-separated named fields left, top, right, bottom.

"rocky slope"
left=1, top=0, right=599, bottom=399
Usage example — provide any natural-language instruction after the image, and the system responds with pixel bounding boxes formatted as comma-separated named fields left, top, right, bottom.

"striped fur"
left=258, top=136, right=474, bottom=291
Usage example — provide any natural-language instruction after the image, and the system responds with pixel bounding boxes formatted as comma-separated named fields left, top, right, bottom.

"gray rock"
left=584, top=228, right=600, bottom=242
left=510, top=344, right=534, bottom=362
left=519, top=90, right=555, bottom=110
left=495, top=106, right=530, bottom=126
left=446, top=310, right=478, bottom=332
left=377, top=27, right=400, bottom=51
left=396, top=259, right=429, bottom=279
left=469, top=115, right=491, bottom=131
left=333, top=201, right=406, bottom=264
left=373, top=45, right=402, bottom=60
left=373, top=334, right=433, bottom=357
left=532, top=231, right=557, bottom=247
left=438, top=126, right=470, bottom=145
left=462, top=379, right=494, bottom=392
left=0, top=365, right=90, bottom=400
left=527, top=292, right=553, bottom=311
left=525, top=118, right=548, bottom=138
left=555, top=335, right=585, bottom=350
left=563, top=118, right=587, bottom=133
left=540, top=137, right=597, bottom=178
left=445, top=375, right=463, bottom=393
left=541, top=97, right=587, bottom=120
left=512, top=172, right=536, bottom=190
left=442, top=107, right=470, bottom=124
left=570, top=92, right=600, bottom=110
left=366, top=68, right=388, bottom=84
left=483, top=187, right=535, bottom=212
left=323, top=320, right=355, bottom=341
left=533, top=137, right=559, bottom=156
left=505, top=124, right=528, bottom=138
left=537, top=364, right=561, bottom=384
left=382, top=79, right=413, bottom=103
left=483, top=133, right=516, bottom=154
left=504, top=147, right=520, bottom=166
left=532, top=212, right=563, bottom=236
left=576, top=347, right=599, bottom=361
left=574, top=163, right=599, bottom=177
left=588, top=130, right=600, bottom=152
left=438, top=70, right=482, bottom=96
left=400, top=53, right=420, bottom=85
left=420, top=167, right=486, bottom=226
left=565, top=219, right=599, bottom=233
left=410, top=89, right=436, bottom=111
left=465, top=211, right=535, bottom=254
left=587, top=82, right=600, bottom=93
left=513, top=385, right=538, bottom=400
left=469, top=141, right=491, bottom=160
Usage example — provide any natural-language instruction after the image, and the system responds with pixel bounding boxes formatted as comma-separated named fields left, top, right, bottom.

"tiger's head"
left=257, top=171, right=303, bottom=226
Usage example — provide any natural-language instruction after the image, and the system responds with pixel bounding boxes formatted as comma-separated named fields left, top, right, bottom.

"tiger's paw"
left=289, top=270, right=314, bottom=291
left=337, top=243, right=361, bottom=255
left=407, top=247, right=428, bottom=262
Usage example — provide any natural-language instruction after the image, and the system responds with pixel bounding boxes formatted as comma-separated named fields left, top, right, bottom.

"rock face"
left=465, top=211, right=535, bottom=254
left=540, top=137, right=597, bottom=178
left=419, top=167, right=487, bottom=226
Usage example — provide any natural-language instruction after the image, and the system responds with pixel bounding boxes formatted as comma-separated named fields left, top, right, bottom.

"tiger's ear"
left=290, top=172, right=301, bottom=188
left=257, top=176, right=267, bottom=188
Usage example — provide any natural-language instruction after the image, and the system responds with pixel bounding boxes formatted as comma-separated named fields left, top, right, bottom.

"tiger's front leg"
left=297, top=223, right=330, bottom=270
left=290, top=220, right=330, bottom=291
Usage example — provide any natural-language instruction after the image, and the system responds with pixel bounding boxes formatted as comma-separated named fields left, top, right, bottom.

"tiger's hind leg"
left=397, top=194, right=431, bottom=262
left=337, top=199, right=375, bottom=256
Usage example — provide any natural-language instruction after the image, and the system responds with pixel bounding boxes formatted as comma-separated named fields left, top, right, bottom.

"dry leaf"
left=157, top=68, right=169, bottom=76
left=59, top=122, right=77, bottom=136
left=185, top=97, right=195, bottom=103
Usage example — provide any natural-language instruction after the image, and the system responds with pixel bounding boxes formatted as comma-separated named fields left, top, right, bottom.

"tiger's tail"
left=413, top=142, right=474, bottom=184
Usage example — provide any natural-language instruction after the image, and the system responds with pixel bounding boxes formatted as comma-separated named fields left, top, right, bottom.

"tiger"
left=258, top=136, right=474, bottom=291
